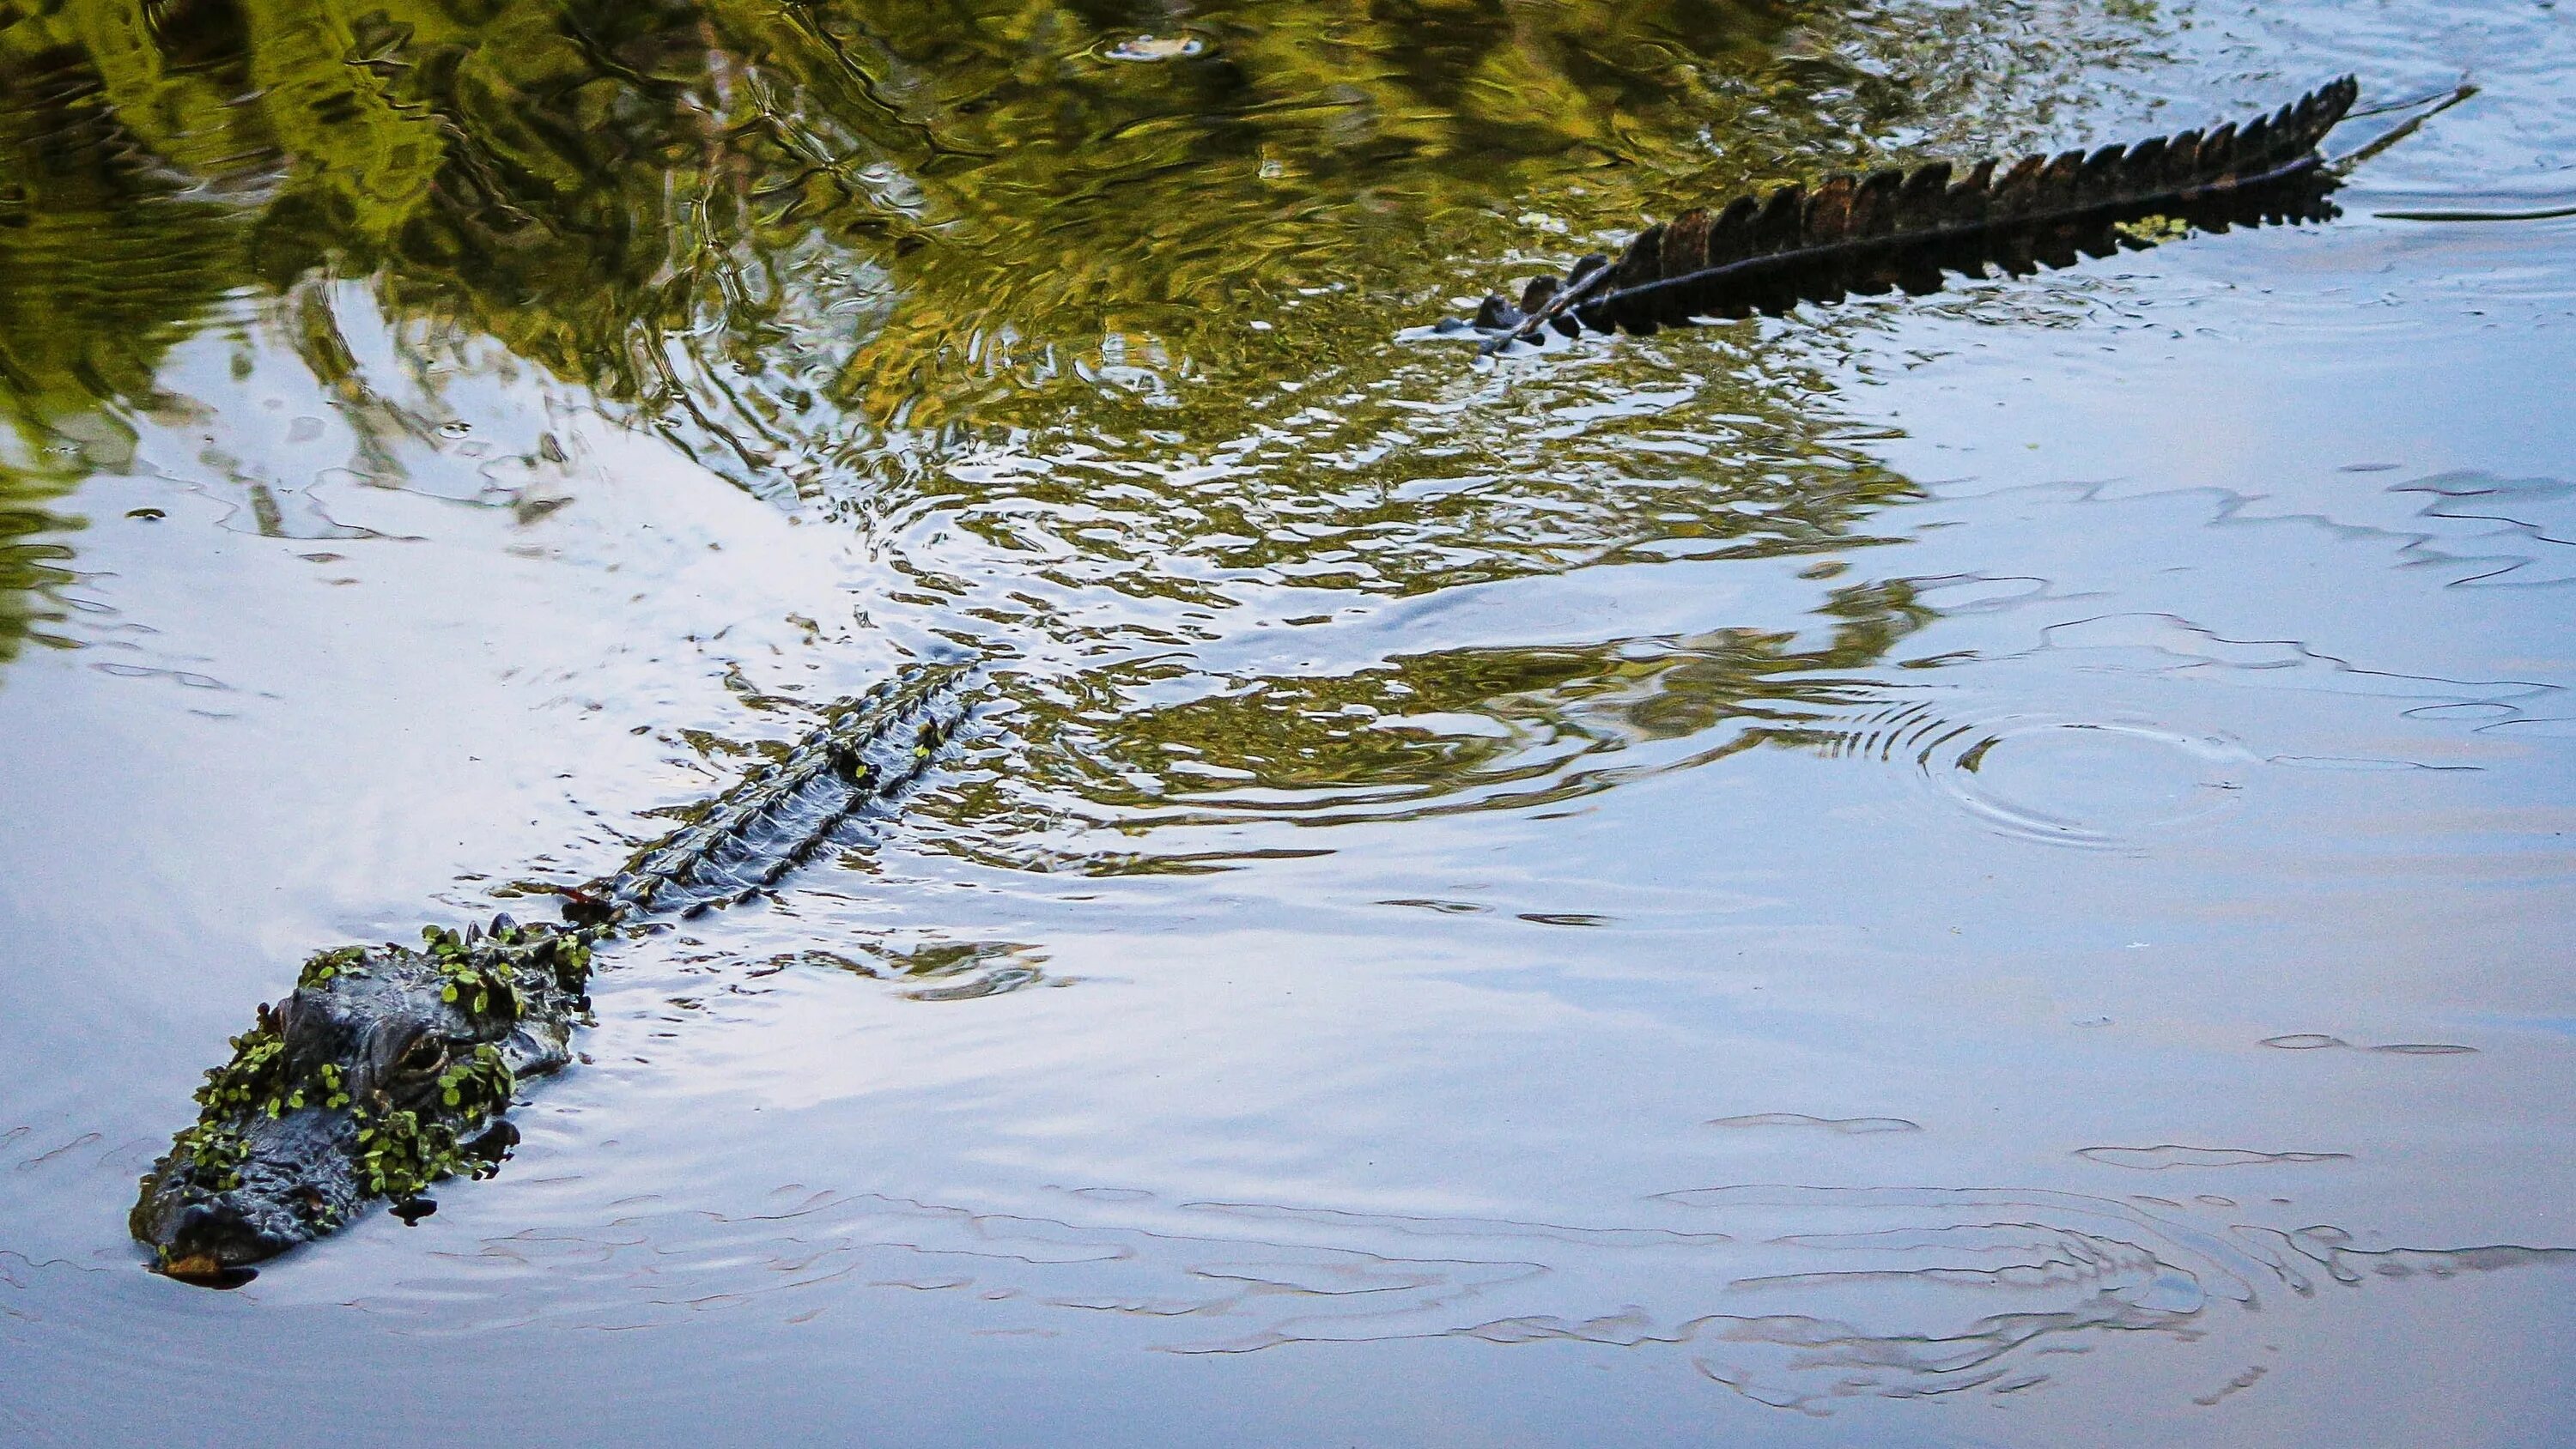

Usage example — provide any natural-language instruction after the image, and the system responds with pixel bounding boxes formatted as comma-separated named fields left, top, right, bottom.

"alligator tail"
left=1484, top=76, right=2361, bottom=345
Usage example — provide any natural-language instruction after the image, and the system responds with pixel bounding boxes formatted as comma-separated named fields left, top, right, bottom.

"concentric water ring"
left=1917, top=716, right=2250, bottom=850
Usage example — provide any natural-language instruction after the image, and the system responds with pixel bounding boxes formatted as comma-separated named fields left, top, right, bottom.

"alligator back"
left=603, top=662, right=979, bottom=918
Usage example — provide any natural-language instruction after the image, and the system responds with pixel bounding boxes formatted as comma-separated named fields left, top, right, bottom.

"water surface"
left=3, top=0, right=2572, bottom=1444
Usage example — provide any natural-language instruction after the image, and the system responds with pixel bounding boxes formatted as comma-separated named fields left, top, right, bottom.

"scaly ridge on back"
left=600, top=660, right=978, bottom=919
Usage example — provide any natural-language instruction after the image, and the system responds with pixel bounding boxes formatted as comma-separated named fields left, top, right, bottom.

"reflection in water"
left=953, top=580, right=1935, bottom=845
left=0, top=471, right=76, bottom=668
left=0, top=0, right=2162, bottom=653
left=784, top=939, right=1060, bottom=1001
left=0, top=0, right=2307, bottom=857
left=0, top=0, right=2211, bottom=840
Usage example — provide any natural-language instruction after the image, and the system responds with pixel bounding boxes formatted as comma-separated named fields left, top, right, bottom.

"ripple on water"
left=2075, top=1144, right=2354, bottom=1170
left=2261, top=1034, right=2481, bottom=1055
left=267, top=1177, right=2576, bottom=1416
left=1918, top=717, right=2250, bottom=851
left=1706, top=1113, right=1923, bottom=1135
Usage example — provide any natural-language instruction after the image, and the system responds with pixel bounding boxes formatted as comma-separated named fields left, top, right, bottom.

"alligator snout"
left=157, top=1202, right=298, bottom=1282
left=134, top=925, right=574, bottom=1284
left=131, top=1094, right=368, bottom=1275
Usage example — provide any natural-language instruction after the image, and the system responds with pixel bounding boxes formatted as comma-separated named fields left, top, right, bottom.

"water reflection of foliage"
left=0, top=0, right=2154, bottom=476
left=918, top=576, right=1941, bottom=869
left=0, top=0, right=2152, bottom=748
left=0, top=51, right=246, bottom=662
left=0, top=479, right=78, bottom=665
left=912, top=328, right=1919, bottom=611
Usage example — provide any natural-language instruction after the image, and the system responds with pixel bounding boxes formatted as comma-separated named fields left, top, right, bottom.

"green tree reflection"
left=0, top=0, right=2151, bottom=791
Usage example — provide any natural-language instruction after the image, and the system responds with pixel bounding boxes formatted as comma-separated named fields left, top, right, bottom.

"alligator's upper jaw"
left=136, top=1190, right=310, bottom=1284
left=132, top=1104, right=359, bottom=1283
left=166, top=1205, right=298, bottom=1276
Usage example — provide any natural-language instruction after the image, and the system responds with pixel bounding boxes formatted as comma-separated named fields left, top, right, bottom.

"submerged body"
left=131, top=662, right=979, bottom=1282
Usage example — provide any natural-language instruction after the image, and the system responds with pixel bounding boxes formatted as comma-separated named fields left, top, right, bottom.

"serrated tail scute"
left=1493, top=77, right=2360, bottom=343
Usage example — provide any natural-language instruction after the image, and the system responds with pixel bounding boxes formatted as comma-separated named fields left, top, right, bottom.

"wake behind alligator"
left=131, top=660, right=981, bottom=1285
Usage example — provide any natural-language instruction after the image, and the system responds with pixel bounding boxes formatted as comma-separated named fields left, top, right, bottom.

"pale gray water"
left=3, top=0, right=2572, bottom=1444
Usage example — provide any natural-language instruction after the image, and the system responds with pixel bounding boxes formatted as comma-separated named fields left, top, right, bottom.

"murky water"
left=3, top=0, right=2572, bottom=1443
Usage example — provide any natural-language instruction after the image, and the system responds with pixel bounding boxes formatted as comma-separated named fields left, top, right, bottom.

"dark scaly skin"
left=127, top=925, right=591, bottom=1282
left=131, top=660, right=979, bottom=1283
left=1458, top=79, right=2365, bottom=348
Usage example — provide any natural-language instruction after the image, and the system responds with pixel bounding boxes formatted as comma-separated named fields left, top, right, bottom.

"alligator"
left=128, top=77, right=2458, bottom=1288
left=1447, top=77, right=2397, bottom=349
left=130, top=659, right=981, bottom=1286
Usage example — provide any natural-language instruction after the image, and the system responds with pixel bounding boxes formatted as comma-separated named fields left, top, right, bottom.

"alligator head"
left=131, top=919, right=590, bottom=1282
left=128, top=663, right=976, bottom=1283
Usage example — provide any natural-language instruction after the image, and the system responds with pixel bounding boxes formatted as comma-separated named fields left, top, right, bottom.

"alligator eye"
left=392, top=1034, right=449, bottom=1081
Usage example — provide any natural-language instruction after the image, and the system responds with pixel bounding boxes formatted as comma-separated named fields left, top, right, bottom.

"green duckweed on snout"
left=131, top=669, right=968, bottom=1271
left=131, top=921, right=594, bottom=1265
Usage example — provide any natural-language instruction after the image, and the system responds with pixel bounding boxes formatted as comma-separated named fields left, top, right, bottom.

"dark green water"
left=3, top=2, right=2572, bottom=1443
